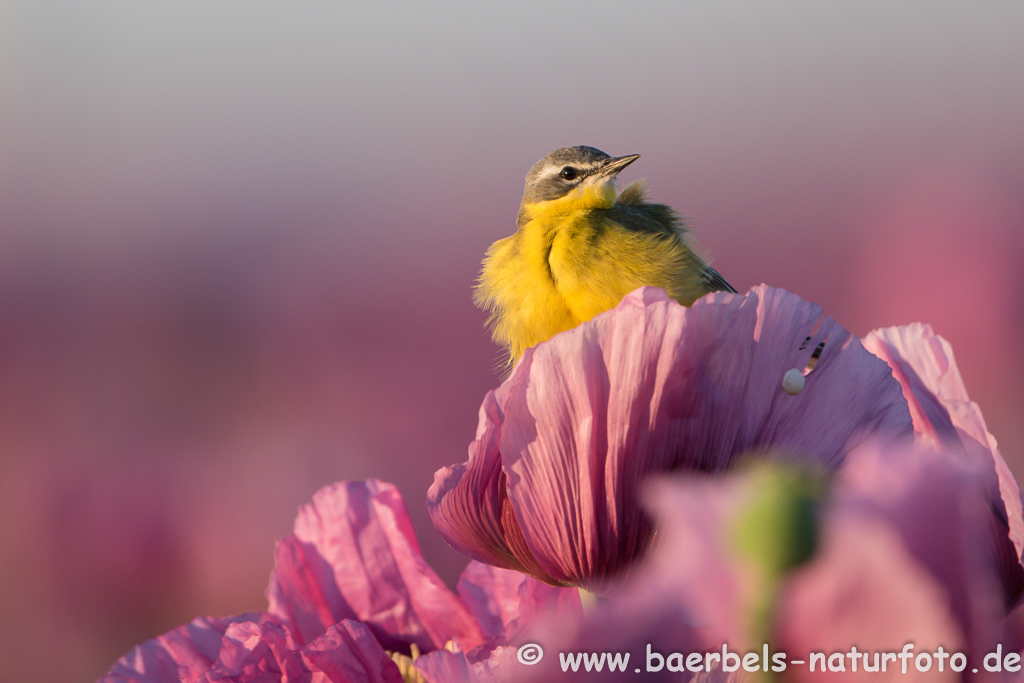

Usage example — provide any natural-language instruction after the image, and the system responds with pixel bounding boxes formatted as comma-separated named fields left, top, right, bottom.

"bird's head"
left=517, top=146, right=639, bottom=227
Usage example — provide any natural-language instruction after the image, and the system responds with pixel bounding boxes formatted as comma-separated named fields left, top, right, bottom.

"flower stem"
left=578, top=588, right=598, bottom=613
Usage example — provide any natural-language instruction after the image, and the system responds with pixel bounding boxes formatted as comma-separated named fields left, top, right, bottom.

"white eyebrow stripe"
left=536, top=161, right=602, bottom=179
left=536, top=164, right=562, bottom=179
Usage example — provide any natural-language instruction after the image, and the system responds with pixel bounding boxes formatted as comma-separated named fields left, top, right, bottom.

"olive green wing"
left=612, top=181, right=738, bottom=294
left=610, top=180, right=685, bottom=235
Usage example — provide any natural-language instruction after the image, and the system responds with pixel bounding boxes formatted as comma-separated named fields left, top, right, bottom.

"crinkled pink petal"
left=467, top=646, right=520, bottom=682
left=456, top=561, right=582, bottom=642
left=863, top=324, right=1024, bottom=599
left=266, top=533, right=359, bottom=645
left=196, top=620, right=309, bottom=683
left=428, top=388, right=537, bottom=577
left=301, top=621, right=403, bottom=683
left=415, top=644, right=519, bottom=683
left=102, top=612, right=409, bottom=683
left=415, top=648, right=476, bottom=683
left=498, top=285, right=910, bottom=589
left=99, top=613, right=268, bottom=683
left=267, top=480, right=485, bottom=653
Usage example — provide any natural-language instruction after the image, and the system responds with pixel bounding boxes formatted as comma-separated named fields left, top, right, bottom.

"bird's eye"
left=559, top=167, right=578, bottom=181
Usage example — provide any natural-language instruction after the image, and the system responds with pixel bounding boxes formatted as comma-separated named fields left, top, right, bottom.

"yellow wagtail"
left=476, top=145, right=735, bottom=365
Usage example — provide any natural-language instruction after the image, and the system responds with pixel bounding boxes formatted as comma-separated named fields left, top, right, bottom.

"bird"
left=475, top=145, right=736, bottom=366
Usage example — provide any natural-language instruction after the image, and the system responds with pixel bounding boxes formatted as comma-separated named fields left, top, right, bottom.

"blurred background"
left=1, top=2, right=1022, bottom=681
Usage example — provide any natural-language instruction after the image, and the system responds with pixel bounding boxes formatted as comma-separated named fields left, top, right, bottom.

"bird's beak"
left=599, top=154, right=640, bottom=177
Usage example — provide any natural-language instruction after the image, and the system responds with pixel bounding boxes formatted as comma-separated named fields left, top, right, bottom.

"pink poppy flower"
left=428, top=285, right=913, bottom=592
left=413, top=644, right=521, bottom=683
left=863, top=324, right=1024, bottom=603
left=411, top=562, right=583, bottom=682
left=776, top=445, right=1005, bottom=681
left=265, top=480, right=485, bottom=653
left=101, top=612, right=402, bottom=683
left=100, top=480, right=579, bottom=683
left=521, top=447, right=1013, bottom=681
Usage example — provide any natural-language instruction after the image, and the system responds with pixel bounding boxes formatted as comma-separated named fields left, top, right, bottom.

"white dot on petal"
left=782, top=368, right=805, bottom=395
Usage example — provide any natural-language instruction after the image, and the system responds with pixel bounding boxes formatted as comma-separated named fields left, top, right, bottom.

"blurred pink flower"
left=100, top=480, right=580, bottom=683
left=428, top=285, right=912, bottom=592
left=522, top=447, right=1014, bottom=681
left=776, top=446, right=1004, bottom=681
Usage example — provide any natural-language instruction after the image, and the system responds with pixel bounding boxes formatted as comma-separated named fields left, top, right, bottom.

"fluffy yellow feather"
left=475, top=146, right=734, bottom=366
